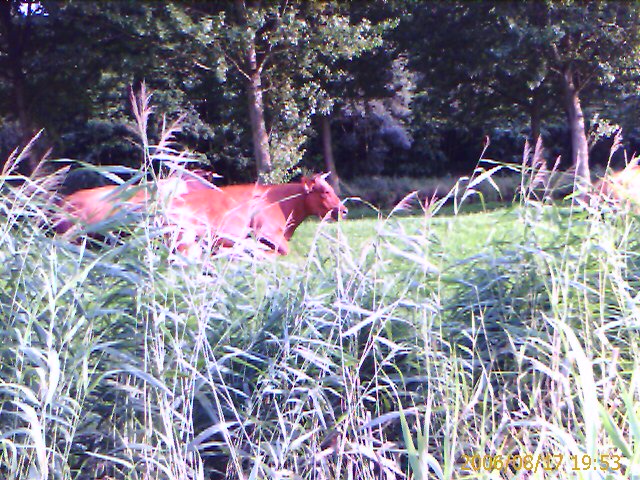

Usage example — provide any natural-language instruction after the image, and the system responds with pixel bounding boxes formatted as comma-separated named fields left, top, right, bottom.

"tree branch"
left=255, top=1, right=289, bottom=74
left=223, top=50, right=251, bottom=80
left=551, top=42, right=562, bottom=63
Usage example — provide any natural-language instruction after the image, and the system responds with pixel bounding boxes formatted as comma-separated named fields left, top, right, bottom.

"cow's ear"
left=302, top=176, right=313, bottom=193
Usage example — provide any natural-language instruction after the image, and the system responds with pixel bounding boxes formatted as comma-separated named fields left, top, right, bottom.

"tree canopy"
left=1, top=0, right=640, bottom=183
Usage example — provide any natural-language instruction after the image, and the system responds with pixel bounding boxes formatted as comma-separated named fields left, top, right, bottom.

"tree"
left=401, top=3, right=559, bottom=147
left=0, top=0, right=47, bottom=172
left=504, top=2, right=640, bottom=185
left=0, top=1, right=224, bottom=172
left=0, top=2, right=396, bottom=182
left=403, top=1, right=640, bottom=185
left=172, top=1, right=389, bottom=181
left=315, top=1, right=404, bottom=190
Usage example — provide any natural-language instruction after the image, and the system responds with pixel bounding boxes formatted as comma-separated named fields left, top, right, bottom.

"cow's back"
left=59, top=184, right=150, bottom=227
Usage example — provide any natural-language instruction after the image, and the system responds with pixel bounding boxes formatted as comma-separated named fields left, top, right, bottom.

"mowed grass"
left=3, top=173, right=640, bottom=480
left=289, top=203, right=522, bottom=261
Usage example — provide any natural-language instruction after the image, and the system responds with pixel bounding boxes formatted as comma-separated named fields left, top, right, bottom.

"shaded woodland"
left=2, top=1, right=640, bottom=187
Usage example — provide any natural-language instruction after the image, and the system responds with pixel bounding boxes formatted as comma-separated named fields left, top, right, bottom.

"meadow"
left=2, top=153, right=639, bottom=480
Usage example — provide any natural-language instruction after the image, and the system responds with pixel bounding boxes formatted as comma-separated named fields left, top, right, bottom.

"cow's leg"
left=250, top=213, right=290, bottom=255
left=255, top=233, right=289, bottom=255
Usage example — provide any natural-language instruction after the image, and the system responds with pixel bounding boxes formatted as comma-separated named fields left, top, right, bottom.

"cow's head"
left=302, top=173, right=348, bottom=220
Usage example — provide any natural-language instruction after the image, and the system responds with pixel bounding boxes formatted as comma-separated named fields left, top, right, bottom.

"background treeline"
left=1, top=1, right=640, bottom=187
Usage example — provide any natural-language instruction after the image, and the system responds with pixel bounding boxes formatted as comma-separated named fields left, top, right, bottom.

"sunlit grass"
left=290, top=204, right=521, bottom=262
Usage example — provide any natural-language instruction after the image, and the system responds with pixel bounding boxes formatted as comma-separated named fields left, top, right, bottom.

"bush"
left=343, top=173, right=522, bottom=210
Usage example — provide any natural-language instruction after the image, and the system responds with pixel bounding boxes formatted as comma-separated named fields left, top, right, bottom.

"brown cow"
left=594, top=165, right=640, bottom=210
left=166, top=173, right=347, bottom=256
left=55, top=172, right=347, bottom=256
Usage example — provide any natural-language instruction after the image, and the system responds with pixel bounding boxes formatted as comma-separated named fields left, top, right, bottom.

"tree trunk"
left=530, top=92, right=541, bottom=145
left=247, top=69, right=272, bottom=180
left=561, top=65, right=590, bottom=188
left=0, top=1, right=38, bottom=174
left=235, top=0, right=272, bottom=181
left=320, top=114, right=340, bottom=194
left=363, top=99, right=372, bottom=168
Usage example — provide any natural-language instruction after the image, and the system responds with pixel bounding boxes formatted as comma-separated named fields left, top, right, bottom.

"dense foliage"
left=1, top=1, right=640, bottom=183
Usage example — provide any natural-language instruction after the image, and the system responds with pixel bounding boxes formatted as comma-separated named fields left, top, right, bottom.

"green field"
left=2, top=184, right=640, bottom=479
left=289, top=203, right=522, bottom=261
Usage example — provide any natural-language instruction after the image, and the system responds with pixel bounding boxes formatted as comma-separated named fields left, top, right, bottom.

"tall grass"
left=1, top=93, right=639, bottom=479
